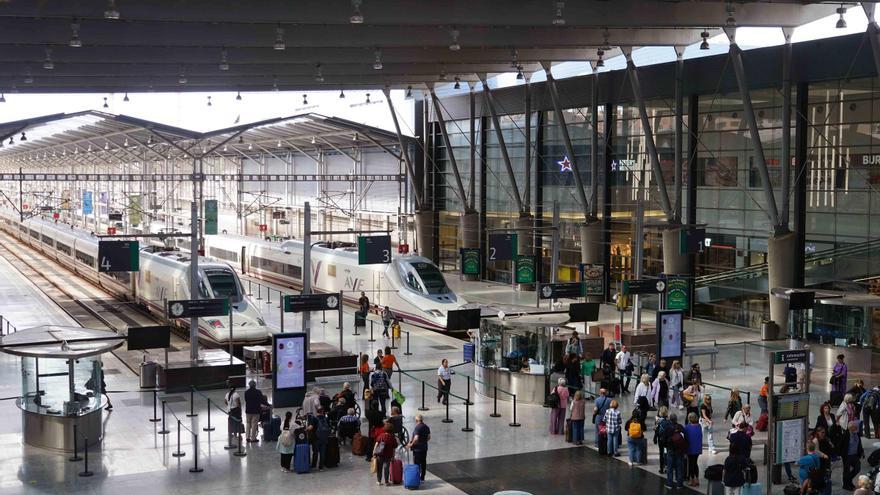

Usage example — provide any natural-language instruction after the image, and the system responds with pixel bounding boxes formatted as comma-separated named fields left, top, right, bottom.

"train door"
left=240, top=246, right=247, bottom=274
left=373, top=272, right=383, bottom=307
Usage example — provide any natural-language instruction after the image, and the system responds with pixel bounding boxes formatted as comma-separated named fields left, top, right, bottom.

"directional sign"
left=515, top=255, right=536, bottom=284
left=460, top=248, right=480, bottom=275
left=358, top=235, right=392, bottom=265
left=679, top=227, right=707, bottom=254
left=623, top=279, right=666, bottom=296
left=97, top=240, right=139, bottom=272
left=487, top=233, right=517, bottom=262
left=167, top=298, right=230, bottom=319
left=82, top=191, right=93, bottom=215
left=665, top=277, right=690, bottom=311
left=204, top=199, right=218, bottom=235
left=540, top=282, right=585, bottom=299
left=283, top=293, right=340, bottom=313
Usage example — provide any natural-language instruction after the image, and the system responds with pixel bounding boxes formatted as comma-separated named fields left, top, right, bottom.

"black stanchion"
left=404, top=331, right=412, bottom=356
left=277, top=289, right=281, bottom=309
left=78, top=438, right=93, bottom=477
left=465, top=376, right=473, bottom=406
left=189, top=433, right=203, bottom=473
left=391, top=329, right=397, bottom=350
left=203, top=398, right=215, bottom=432
left=397, top=371, right=402, bottom=393
left=353, top=317, right=361, bottom=336
left=441, top=397, right=453, bottom=424
left=368, top=321, right=375, bottom=342
left=187, top=387, right=197, bottom=418
left=490, top=386, right=501, bottom=418
left=267, top=287, right=271, bottom=305
left=418, top=381, right=429, bottom=412
left=172, top=420, right=186, bottom=457
left=321, top=310, right=327, bottom=323
left=233, top=429, right=247, bottom=457
left=68, top=424, right=83, bottom=462
left=248, top=279, right=252, bottom=296
left=158, top=400, right=170, bottom=434
left=256, top=284, right=262, bottom=300
left=461, top=401, right=473, bottom=432
left=149, top=389, right=160, bottom=422
left=509, top=394, right=521, bottom=427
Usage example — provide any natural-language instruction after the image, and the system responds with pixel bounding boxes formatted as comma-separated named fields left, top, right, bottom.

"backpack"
left=279, top=429, right=294, bottom=447
left=628, top=421, right=643, bottom=439
left=866, top=391, right=879, bottom=411
left=783, top=365, right=797, bottom=384
left=669, top=425, right=687, bottom=454
left=316, top=416, right=331, bottom=441
left=655, top=418, right=670, bottom=443
left=545, top=389, right=561, bottom=409
left=744, top=460, right=758, bottom=484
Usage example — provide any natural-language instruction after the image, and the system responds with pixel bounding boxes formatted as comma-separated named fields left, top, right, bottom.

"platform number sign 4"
left=97, top=240, right=140, bottom=273
left=358, top=235, right=393, bottom=265
left=487, top=233, right=517, bottom=262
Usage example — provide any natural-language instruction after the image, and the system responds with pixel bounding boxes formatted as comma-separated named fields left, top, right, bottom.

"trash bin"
left=761, top=320, right=780, bottom=341
left=140, top=361, right=157, bottom=388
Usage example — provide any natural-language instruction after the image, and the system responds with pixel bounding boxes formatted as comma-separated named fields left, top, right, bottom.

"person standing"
left=625, top=409, right=646, bottom=466
left=359, top=354, right=371, bottom=398
left=687, top=363, right=702, bottom=386
left=721, top=447, right=748, bottom=495
left=683, top=380, right=703, bottom=419
left=276, top=411, right=295, bottom=472
left=758, top=376, right=769, bottom=416
left=244, top=380, right=268, bottom=443
left=654, top=406, right=670, bottom=474
left=725, top=388, right=743, bottom=424
left=381, top=306, right=393, bottom=339
left=651, top=371, right=670, bottom=410
left=837, top=394, right=856, bottom=429
left=669, top=360, right=685, bottom=410
left=831, top=354, right=848, bottom=407
left=600, top=342, right=617, bottom=374
left=684, top=412, right=703, bottom=487
left=700, top=394, right=717, bottom=454
left=437, top=359, right=452, bottom=405
left=369, top=365, right=390, bottom=416
left=839, top=421, right=864, bottom=491
left=374, top=348, right=384, bottom=370
left=652, top=359, right=668, bottom=381
left=549, top=378, right=570, bottom=435
left=634, top=373, right=652, bottom=411
left=603, top=399, right=622, bottom=456
left=615, top=344, right=633, bottom=393
left=815, top=401, right=836, bottom=433
left=645, top=354, right=657, bottom=379
left=565, top=331, right=583, bottom=357
left=373, top=422, right=399, bottom=486
left=665, top=413, right=687, bottom=490
left=407, top=414, right=431, bottom=482
left=582, top=352, right=596, bottom=394
left=565, top=353, right=583, bottom=394
left=593, top=388, right=611, bottom=448
left=382, top=346, right=397, bottom=379
left=570, top=390, right=586, bottom=446
left=358, top=291, right=370, bottom=315
left=307, top=406, right=331, bottom=471
left=861, top=386, right=880, bottom=439
left=225, top=381, right=243, bottom=443
left=729, top=421, right=753, bottom=458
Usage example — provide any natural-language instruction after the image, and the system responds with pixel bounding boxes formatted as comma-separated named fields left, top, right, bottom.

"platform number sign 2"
left=97, top=240, right=140, bottom=273
left=487, top=233, right=517, bottom=262
left=358, top=235, right=393, bottom=265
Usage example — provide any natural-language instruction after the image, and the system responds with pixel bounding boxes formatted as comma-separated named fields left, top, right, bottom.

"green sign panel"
left=515, top=255, right=535, bottom=284
left=205, top=199, right=218, bottom=236
left=461, top=248, right=480, bottom=275
left=581, top=264, right=605, bottom=296
left=666, top=277, right=690, bottom=310
left=128, top=194, right=141, bottom=226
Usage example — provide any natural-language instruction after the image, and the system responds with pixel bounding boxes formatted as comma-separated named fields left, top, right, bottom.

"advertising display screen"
left=657, top=310, right=684, bottom=360
left=274, top=333, right=306, bottom=390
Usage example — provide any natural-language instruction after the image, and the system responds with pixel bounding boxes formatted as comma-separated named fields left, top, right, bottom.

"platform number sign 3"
left=97, top=240, right=140, bottom=273
left=487, top=233, right=517, bottom=262
left=358, top=235, right=393, bottom=265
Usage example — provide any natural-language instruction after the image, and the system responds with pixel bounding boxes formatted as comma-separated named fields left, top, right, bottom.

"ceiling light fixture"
left=272, top=76, right=279, bottom=91
left=303, top=94, right=308, bottom=105
left=237, top=135, right=244, bottom=144
left=405, top=86, right=412, bottom=98
left=596, top=48, right=605, bottom=67
left=454, top=77, right=461, bottom=89
left=310, top=136, right=316, bottom=144
left=373, top=49, right=383, bottom=70
left=69, top=20, right=82, bottom=48
left=104, top=141, right=109, bottom=150
left=449, top=29, right=461, bottom=51
left=147, top=135, right=153, bottom=145
left=0, top=94, right=5, bottom=103
left=725, top=2, right=736, bottom=27
left=366, top=93, right=371, bottom=103
left=123, top=92, right=129, bottom=102
left=277, top=140, right=282, bottom=148
left=219, top=48, right=229, bottom=71
left=516, top=66, right=524, bottom=80
left=350, top=0, right=364, bottom=24
left=43, top=48, right=54, bottom=70
left=104, top=0, right=120, bottom=20
left=103, top=97, right=109, bottom=108
left=20, top=132, right=27, bottom=142
left=700, top=30, right=710, bottom=50
left=207, top=95, right=212, bottom=107
left=553, top=1, right=565, bottom=26
left=7, top=137, right=12, bottom=145
left=836, top=4, right=847, bottom=29
left=248, top=143, right=252, bottom=150
left=236, top=91, right=242, bottom=101
left=178, top=66, right=187, bottom=85
left=339, top=89, right=345, bottom=99
left=315, top=63, right=324, bottom=82
left=274, top=24, right=286, bottom=51
left=123, top=138, right=129, bottom=147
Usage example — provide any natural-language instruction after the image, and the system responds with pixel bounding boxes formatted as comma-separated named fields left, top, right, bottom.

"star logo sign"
left=557, top=156, right=572, bottom=172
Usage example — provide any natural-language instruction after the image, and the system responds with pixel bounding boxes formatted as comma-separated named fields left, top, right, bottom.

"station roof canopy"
left=0, top=111, right=409, bottom=166
left=0, top=0, right=844, bottom=93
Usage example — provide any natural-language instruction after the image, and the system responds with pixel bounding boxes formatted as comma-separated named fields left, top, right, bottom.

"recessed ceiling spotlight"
left=0, top=94, right=6, bottom=103
left=219, top=48, right=229, bottom=71
left=405, top=86, right=412, bottom=98
left=236, top=91, right=242, bottom=101
left=700, top=30, right=710, bottom=50
left=553, top=1, right=565, bottom=26
left=303, top=94, right=308, bottom=105
left=339, top=89, right=345, bottom=99
left=454, top=77, right=461, bottom=89
left=104, top=0, right=120, bottom=20
left=69, top=20, right=82, bottom=48
left=123, top=92, right=129, bottom=102
left=315, top=63, right=324, bottom=82
left=516, top=66, right=524, bottom=80
left=373, top=49, right=383, bottom=70
left=836, top=4, right=847, bottom=29
left=449, top=29, right=461, bottom=51
left=43, top=48, right=54, bottom=70
left=207, top=96, right=212, bottom=107
left=103, top=96, right=109, bottom=108
left=350, top=0, right=364, bottom=24
left=274, top=24, right=286, bottom=51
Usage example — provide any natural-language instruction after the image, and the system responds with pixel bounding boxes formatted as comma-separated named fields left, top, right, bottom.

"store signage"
left=611, top=159, right=637, bottom=172
left=204, top=199, right=218, bottom=235
left=557, top=156, right=573, bottom=172
left=460, top=248, right=480, bottom=275
left=515, top=255, right=536, bottom=284
left=665, top=277, right=690, bottom=311
left=579, top=263, right=605, bottom=296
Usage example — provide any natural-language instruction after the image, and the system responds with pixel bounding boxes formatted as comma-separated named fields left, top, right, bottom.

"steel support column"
left=793, top=82, right=809, bottom=289
left=590, top=69, right=600, bottom=218
left=781, top=29, right=793, bottom=228
left=622, top=48, right=674, bottom=221
left=469, top=88, right=476, bottom=210
left=382, top=87, right=423, bottom=210
left=479, top=76, right=525, bottom=214
left=429, top=89, right=470, bottom=210
left=673, top=47, right=685, bottom=223
left=524, top=79, right=532, bottom=212
left=726, top=38, right=782, bottom=229
left=865, top=5, right=880, bottom=80
left=542, top=63, right=591, bottom=223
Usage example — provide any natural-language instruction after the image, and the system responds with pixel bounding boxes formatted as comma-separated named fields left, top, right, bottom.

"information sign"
left=623, top=279, right=666, bottom=296
left=166, top=298, right=230, bottom=319
left=776, top=418, right=805, bottom=465
left=97, top=240, right=139, bottom=272
left=515, top=255, right=536, bottom=284
left=283, top=293, right=340, bottom=313
left=463, top=343, right=475, bottom=363
left=272, top=332, right=307, bottom=407
left=460, top=248, right=480, bottom=275
left=657, top=310, right=684, bottom=360
left=772, top=393, right=810, bottom=420
left=358, top=235, right=392, bottom=265
left=666, top=277, right=690, bottom=310
left=108, top=212, right=123, bottom=221
left=487, top=233, right=517, bottom=262
left=540, top=282, right=585, bottom=300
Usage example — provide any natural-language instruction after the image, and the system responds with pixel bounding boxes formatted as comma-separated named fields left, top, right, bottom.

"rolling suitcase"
left=294, top=443, right=310, bottom=474
left=831, top=391, right=844, bottom=408
left=404, top=463, right=421, bottom=489
left=391, top=458, right=404, bottom=484
left=355, top=312, right=366, bottom=327
left=638, top=437, right=648, bottom=464
left=598, top=432, right=608, bottom=455
left=352, top=432, right=368, bottom=456
left=263, top=415, right=281, bottom=442
left=565, top=419, right=572, bottom=442
left=325, top=437, right=340, bottom=468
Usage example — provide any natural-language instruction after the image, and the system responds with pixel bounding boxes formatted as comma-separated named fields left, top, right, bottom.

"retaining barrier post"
left=158, top=400, right=170, bottom=434
left=509, top=394, right=521, bottom=427
left=461, top=401, right=474, bottom=432
left=187, top=387, right=197, bottom=417
left=267, top=287, right=271, bottom=305
left=490, top=386, right=501, bottom=418
left=78, top=438, right=93, bottom=477
left=321, top=310, right=327, bottom=323
left=247, top=279, right=252, bottom=296
left=149, top=389, right=160, bottom=422
left=465, top=376, right=473, bottom=406
left=418, top=381, right=429, bottom=411
left=203, top=398, right=215, bottom=432
left=172, top=420, right=186, bottom=457
left=441, top=397, right=453, bottom=424
left=68, top=424, right=83, bottom=461
left=233, top=429, right=247, bottom=457
left=189, top=433, right=203, bottom=473
left=391, top=328, right=397, bottom=350
left=256, top=284, right=262, bottom=301
left=404, top=331, right=412, bottom=356
left=369, top=321, right=375, bottom=342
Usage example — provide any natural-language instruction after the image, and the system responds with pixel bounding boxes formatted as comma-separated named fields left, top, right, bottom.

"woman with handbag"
left=682, top=380, right=702, bottom=419
left=225, top=381, right=243, bottom=442
left=373, top=422, right=398, bottom=486
left=276, top=411, right=295, bottom=472
left=669, top=360, right=685, bottom=410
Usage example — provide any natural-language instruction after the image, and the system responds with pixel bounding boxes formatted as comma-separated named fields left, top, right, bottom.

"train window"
left=327, top=264, right=336, bottom=277
left=42, top=234, right=54, bottom=246
left=209, top=246, right=238, bottom=262
left=75, top=250, right=95, bottom=267
left=30, top=229, right=40, bottom=239
left=19, top=225, right=27, bottom=234
left=57, top=243, right=71, bottom=255
left=204, top=269, right=241, bottom=303
left=409, top=262, right=449, bottom=295
left=107, top=271, right=130, bottom=284
left=405, top=272, right=423, bottom=293
left=286, top=264, right=302, bottom=279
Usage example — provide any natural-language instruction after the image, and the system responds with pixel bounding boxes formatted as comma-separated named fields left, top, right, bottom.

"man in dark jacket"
left=600, top=343, right=616, bottom=373
left=244, top=380, right=268, bottom=442
left=839, top=421, right=864, bottom=490
left=729, top=421, right=753, bottom=458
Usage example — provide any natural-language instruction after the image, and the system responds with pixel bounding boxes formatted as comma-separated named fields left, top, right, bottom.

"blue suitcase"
left=294, top=443, right=310, bottom=474
left=742, top=483, right=762, bottom=495
left=404, top=463, right=420, bottom=489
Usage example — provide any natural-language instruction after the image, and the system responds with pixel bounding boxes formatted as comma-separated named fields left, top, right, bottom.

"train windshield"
left=408, top=262, right=449, bottom=295
left=203, top=269, right=242, bottom=303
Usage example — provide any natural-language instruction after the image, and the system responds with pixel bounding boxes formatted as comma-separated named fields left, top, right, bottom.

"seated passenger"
left=337, top=408, right=360, bottom=444
left=328, top=397, right=348, bottom=424
left=388, top=406, right=404, bottom=439
left=334, top=382, right=357, bottom=410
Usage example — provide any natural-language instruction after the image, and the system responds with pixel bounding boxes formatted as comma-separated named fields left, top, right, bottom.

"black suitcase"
left=830, top=391, right=844, bottom=408
left=638, top=437, right=648, bottom=464
left=355, top=312, right=366, bottom=327
left=325, top=437, right=340, bottom=468
left=598, top=432, right=608, bottom=455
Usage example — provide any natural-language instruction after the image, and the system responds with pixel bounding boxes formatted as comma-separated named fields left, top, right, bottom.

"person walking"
left=665, top=413, right=687, bottom=490
left=615, top=344, right=633, bottom=393
left=669, top=360, right=685, bottom=410
left=701, top=394, right=717, bottom=454
left=758, top=376, right=769, bottom=416
left=373, top=422, right=399, bottom=485
left=370, top=365, right=390, bottom=416
left=861, top=386, right=880, bottom=439
left=593, top=388, right=611, bottom=448
left=244, top=379, right=268, bottom=442
left=437, top=359, right=451, bottom=405
left=382, top=346, right=397, bottom=379
left=276, top=411, right=295, bottom=472
left=570, top=390, right=586, bottom=446
left=683, top=380, right=702, bottom=419
left=684, top=412, right=703, bottom=487
left=654, top=406, right=670, bottom=474
left=603, top=399, right=622, bottom=456
left=359, top=354, right=371, bottom=398
left=625, top=409, right=646, bottom=466
left=381, top=306, right=393, bottom=339
left=831, top=354, right=848, bottom=407
left=406, top=414, right=431, bottom=482
left=225, top=381, right=243, bottom=444
left=634, top=373, right=652, bottom=411
left=725, top=388, right=743, bottom=424
left=722, top=447, right=749, bottom=495
left=651, top=371, right=670, bottom=410
left=549, top=377, right=570, bottom=435
left=840, top=421, right=864, bottom=491
left=565, top=353, right=583, bottom=395
left=308, top=406, right=331, bottom=471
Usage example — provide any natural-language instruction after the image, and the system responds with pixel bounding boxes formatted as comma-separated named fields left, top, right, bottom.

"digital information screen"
left=657, top=310, right=684, bottom=360
left=274, top=333, right=306, bottom=389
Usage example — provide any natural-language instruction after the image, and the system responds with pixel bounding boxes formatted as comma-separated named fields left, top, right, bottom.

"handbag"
left=392, top=389, right=406, bottom=406
left=682, top=391, right=695, bottom=404
left=592, top=368, right=605, bottom=382
left=370, top=456, right=378, bottom=474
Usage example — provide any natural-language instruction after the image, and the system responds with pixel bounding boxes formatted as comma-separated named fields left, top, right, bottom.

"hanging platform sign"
left=665, top=277, right=690, bottom=311
left=487, top=233, right=517, bottom=262
left=515, top=255, right=536, bottom=284
left=204, top=199, right=218, bottom=235
left=460, top=248, right=480, bottom=275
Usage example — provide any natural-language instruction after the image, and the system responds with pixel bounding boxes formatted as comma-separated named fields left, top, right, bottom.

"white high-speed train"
left=200, top=234, right=467, bottom=331
left=0, top=210, right=269, bottom=345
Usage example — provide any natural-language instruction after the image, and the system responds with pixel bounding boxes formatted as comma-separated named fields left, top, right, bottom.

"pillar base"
left=460, top=211, right=480, bottom=281
left=662, top=224, right=689, bottom=276
left=768, top=231, right=797, bottom=334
